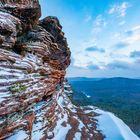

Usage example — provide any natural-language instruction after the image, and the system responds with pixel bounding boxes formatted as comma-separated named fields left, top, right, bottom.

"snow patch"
left=95, top=109, right=140, bottom=140
left=82, top=91, right=91, bottom=98
left=74, top=132, right=81, bottom=140
left=6, top=130, right=28, bottom=140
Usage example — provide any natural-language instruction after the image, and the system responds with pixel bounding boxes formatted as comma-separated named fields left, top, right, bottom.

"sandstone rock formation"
left=0, top=1, right=103, bottom=139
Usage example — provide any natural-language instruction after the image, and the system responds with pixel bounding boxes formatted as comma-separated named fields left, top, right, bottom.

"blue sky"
left=39, top=0, right=140, bottom=78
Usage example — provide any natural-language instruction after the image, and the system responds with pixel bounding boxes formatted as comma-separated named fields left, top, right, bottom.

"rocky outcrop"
left=0, top=1, right=103, bottom=140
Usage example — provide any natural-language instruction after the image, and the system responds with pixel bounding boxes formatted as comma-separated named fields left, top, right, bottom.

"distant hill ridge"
left=68, top=77, right=140, bottom=82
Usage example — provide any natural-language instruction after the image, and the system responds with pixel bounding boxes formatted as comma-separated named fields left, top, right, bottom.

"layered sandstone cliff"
left=0, top=1, right=103, bottom=140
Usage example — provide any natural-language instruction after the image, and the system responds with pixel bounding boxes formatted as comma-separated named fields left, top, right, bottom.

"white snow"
left=82, top=91, right=91, bottom=98
left=6, top=130, right=28, bottom=140
left=32, top=102, right=48, bottom=140
left=53, top=119, right=71, bottom=140
left=95, top=109, right=140, bottom=140
left=32, top=121, right=45, bottom=140
left=86, top=95, right=91, bottom=98
left=108, top=112, right=140, bottom=140
left=74, top=132, right=81, bottom=140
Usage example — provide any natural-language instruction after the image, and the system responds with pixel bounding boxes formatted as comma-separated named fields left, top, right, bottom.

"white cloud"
left=108, top=2, right=130, bottom=17
left=92, top=15, right=107, bottom=34
left=119, top=21, right=126, bottom=26
left=123, top=25, right=140, bottom=44
left=85, top=14, right=92, bottom=22
left=114, top=25, right=140, bottom=45
left=72, top=53, right=98, bottom=69
left=131, top=25, right=140, bottom=32
left=114, top=33, right=121, bottom=38
left=124, top=34, right=140, bottom=44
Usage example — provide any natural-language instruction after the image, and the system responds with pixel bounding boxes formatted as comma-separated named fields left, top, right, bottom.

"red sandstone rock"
left=0, top=1, right=103, bottom=140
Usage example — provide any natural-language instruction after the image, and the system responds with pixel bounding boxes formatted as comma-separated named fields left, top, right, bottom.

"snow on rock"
left=6, top=130, right=28, bottom=140
left=0, top=0, right=70, bottom=139
left=74, top=132, right=81, bottom=140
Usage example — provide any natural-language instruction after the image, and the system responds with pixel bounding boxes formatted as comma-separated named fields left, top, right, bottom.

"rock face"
left=0, top=1, right=103, bottom=140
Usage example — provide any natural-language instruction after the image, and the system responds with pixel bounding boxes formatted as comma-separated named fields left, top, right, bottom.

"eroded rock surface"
left=0, top=1, right=103, bottom=140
